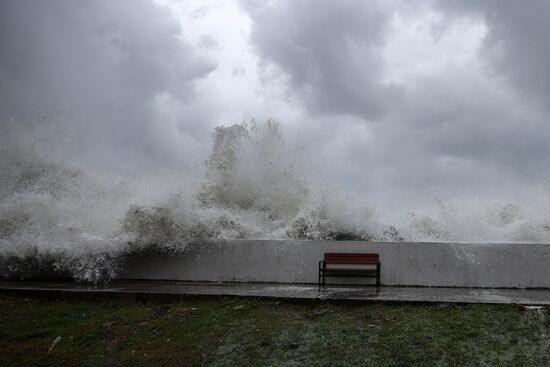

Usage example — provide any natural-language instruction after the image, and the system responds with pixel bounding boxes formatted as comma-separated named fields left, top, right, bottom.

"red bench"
left=319, top=253, right=381, bottom=286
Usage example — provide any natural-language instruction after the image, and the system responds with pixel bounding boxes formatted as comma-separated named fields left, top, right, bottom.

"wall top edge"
left=203, top=240, right=550, bottom=246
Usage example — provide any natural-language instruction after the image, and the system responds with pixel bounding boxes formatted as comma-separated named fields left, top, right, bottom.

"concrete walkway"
left=2, top=279, right=550, bottom=305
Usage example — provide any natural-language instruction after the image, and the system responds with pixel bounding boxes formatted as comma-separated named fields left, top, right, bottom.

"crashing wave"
left=2, top=120, right=550, bottom=282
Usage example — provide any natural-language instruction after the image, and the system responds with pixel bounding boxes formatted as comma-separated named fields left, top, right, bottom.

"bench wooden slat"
left=324, top=253, right=379, bottom=264
left=320, top=268, right=378, bottom=273
left=325, top=253, right=379, bottom=257
left=325, top=253, right=379, bottom=259
left=324, top=259, right=378, bottom=264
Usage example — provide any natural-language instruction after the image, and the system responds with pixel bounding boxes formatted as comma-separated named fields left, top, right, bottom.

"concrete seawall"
left=120, top=240, right=550, bottom=288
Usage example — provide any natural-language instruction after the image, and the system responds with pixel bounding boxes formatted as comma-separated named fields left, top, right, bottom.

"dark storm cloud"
left=2, top=0, right=550, bottom=210
left=243, top=0, right=402, bottom=119
left=0, top=0, right=216, bottom=173
left=242, top=0, right=550, bottom=207
left=433, top=0, right=550, bottom=100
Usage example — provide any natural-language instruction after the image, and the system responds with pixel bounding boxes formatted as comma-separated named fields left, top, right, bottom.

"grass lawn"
left=1, top=295, right=550, bottom=366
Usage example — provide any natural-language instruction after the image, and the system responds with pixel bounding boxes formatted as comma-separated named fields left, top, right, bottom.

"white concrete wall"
left=120, top=240, right=550, bottom=288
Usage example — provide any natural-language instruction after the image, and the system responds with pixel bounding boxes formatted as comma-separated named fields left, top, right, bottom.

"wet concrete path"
left=2, top=279, right=550, bottom=305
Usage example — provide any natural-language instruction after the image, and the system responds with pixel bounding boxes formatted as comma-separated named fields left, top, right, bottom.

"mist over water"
left=2, top=121, right=550, bottom=282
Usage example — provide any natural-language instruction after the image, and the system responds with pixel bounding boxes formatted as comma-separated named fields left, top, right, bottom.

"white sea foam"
left=1, top=121, right=550, bottom=282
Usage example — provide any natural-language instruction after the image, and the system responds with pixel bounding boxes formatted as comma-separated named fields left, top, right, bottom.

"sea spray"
left=0, top=121, right=376, bottom=281
left=2, top=120, right=550, bottom=282
left=399, top=198, right=550, bottom=243
left=123, top=121, right=377, bottom=244
left=0, top=128, right=131, bottom=281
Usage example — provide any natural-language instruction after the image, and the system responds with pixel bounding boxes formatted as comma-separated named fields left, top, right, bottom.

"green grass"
left=1, top=295, right=550, bottom=366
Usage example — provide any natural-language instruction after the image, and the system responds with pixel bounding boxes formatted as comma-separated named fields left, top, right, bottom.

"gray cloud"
left=2, top=0, right=550, bottom=213
left=244, top=0, right=402, bottom=119
left=433, top=0, right=550, bottom=100
left=0, top=0, right=216, bottom=174
left=242, top=0, right=550, bottom=209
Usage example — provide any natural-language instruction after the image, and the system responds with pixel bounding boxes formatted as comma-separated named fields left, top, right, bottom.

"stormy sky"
left=2, top=0, right=550, bottom=213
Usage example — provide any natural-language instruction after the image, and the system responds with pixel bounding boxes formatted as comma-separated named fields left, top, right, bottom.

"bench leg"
left=376, top=263, right=381, bottom=287
left=319, top=261, right=326, bottom=287
left=318, top=261, right=322, bottom=287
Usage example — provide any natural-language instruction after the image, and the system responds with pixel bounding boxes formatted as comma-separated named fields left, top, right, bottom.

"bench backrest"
left=324, top=253, right=379, bottom=264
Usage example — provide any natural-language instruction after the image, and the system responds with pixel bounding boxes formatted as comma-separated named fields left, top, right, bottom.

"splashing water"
left=1, top=120, right=550, bottom=282
left=397, top=197, right=550, bottom=243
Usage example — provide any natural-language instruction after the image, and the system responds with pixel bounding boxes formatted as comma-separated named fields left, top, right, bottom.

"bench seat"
left=320, top=268, right=378, bottom=273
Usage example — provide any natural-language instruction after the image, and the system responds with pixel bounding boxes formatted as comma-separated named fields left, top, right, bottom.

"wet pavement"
left=2, top=279, right=550, bottom=305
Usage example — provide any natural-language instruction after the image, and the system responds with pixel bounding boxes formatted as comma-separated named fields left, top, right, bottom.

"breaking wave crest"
left=1, top=121, right=550, bottom=282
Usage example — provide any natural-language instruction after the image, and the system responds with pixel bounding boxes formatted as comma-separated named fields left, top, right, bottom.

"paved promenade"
left=2, top=279, right=550, bottom=305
